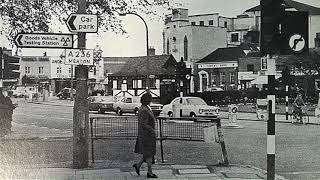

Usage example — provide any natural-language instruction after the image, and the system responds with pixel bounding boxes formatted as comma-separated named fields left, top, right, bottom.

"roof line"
left=189, top=13, right=219, bottom=17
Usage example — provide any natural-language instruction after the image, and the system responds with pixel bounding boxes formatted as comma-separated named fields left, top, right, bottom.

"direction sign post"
left=65, top=49, right=94, bottom=66
left=67, top=14, right=98, bottom=33
left=14, top=33, right=73, bottom=49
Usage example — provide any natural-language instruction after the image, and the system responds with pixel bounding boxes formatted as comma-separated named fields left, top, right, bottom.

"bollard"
left=225, top=104, right=243, bottom=128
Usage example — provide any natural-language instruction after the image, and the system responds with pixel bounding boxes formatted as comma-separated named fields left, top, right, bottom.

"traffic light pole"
left=73, top=0, right=89, bottom=169
left=0, top=48, right=3, bottom=94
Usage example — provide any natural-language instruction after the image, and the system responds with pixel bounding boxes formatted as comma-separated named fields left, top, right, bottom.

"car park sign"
left=65, top=49, right=94, bottom=66
left=67, top=14, right=98, bottom=33
left=14, top=33, right=73, bottom=49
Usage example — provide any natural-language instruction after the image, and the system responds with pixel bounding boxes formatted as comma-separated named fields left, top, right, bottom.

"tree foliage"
left=0, top=0, right=175, bottom=43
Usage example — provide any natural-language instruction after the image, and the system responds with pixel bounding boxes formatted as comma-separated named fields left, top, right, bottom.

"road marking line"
left=280, top=171, right=320, bottom=175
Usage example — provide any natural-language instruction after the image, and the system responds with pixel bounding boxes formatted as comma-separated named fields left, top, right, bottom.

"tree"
left=280, top=66, right=294, bottom=87
left=0, top=0, right=175, bottom=43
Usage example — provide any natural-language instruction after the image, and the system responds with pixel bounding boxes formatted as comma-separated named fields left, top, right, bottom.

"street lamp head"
left=118, top=13, right=127, bottom=16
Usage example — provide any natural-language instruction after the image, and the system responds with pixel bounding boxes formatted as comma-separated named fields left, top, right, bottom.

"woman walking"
left=133, top=93, right=157, bottom=178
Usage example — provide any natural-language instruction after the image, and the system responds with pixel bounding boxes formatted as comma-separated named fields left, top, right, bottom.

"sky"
left=1, top=0, right=320, bottom=57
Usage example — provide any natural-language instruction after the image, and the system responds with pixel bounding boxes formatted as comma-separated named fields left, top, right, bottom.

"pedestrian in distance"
left=133, top=93, right=158, bottom=178
left=293, top=91, right=305, bottom=124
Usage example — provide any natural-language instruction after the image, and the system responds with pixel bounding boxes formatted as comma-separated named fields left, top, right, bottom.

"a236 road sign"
left=67, top=14, right=98, bottom=33
left=14, top=33, right=74, bottom=49
left=65, top=49, right=94, bottom=66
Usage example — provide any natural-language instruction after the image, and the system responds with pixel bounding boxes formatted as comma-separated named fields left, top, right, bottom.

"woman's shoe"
left=147, top=173, right=158, bottom=178
left=132, top=164, right=140, bottom=175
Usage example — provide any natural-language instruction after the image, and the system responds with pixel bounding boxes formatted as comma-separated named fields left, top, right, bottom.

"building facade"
left=19, top=55, right=103, bottom=95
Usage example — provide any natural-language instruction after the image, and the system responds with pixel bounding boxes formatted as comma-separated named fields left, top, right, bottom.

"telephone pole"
left=73, top=0, right=89, bottom=168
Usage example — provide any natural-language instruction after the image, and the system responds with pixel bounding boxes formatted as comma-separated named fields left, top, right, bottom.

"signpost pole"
left=73, top=0, right=89, bottom=169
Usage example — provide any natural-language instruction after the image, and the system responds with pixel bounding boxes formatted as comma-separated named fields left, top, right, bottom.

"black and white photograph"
left=0, top=0, right=320, bottom=179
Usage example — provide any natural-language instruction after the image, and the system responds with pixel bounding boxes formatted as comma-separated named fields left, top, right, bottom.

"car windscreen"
left=186, top=98, right=207, bottom=105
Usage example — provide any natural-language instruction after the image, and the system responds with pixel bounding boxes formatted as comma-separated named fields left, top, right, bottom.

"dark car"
left=56, top=88, right=76, bottom=99
left=89, top=96, right=120, bottom=114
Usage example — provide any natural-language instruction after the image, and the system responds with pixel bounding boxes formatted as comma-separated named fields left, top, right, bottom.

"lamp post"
left=119, top=12, right=150, bottom=91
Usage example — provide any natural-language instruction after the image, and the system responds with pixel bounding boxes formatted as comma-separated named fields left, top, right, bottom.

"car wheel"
left=168, top=111, right=173, bottom=117
left=117, top=108, right=123, bottom=115
left=134, top=108, right=139, bottom=115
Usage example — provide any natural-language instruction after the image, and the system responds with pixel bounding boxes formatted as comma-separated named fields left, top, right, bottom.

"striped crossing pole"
left=267, top=74, right=276, bottom=180
left=285, top=85, right=289, bottom=120
left=180, top=80, right=183, bottom=117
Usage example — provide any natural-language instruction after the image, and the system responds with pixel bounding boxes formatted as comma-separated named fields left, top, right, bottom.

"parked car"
left=206, top=86, right=224, bottom=92
left=160, top=96, right=220, bottom=118
left=88, top=96, right=120, bottom=114
left=12, top=86, right=37, bottom=98
left=56, top=88, right=76, bottom=99
left=113, top=96, right=163, bottom=116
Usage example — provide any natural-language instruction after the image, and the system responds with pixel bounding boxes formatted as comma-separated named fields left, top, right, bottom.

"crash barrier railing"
left=90, top=116, right=229, bottom=165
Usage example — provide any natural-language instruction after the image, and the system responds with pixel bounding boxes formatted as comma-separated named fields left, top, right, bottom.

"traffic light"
left=260, top=0, right=284, bottom=56
left=3, top=54, right=20, bottom=79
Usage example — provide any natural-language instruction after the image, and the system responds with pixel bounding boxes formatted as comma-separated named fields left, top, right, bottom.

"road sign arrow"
left=66, top=14, right=98, bottom=33
left=16, top=34, right=23, bottom=46
left=13, top=33, right=74, bottom=49
left=67, top=15, right=77, bottom=31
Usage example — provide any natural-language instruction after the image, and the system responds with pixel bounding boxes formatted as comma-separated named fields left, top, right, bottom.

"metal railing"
left=90, top=116, right=229, bottom=165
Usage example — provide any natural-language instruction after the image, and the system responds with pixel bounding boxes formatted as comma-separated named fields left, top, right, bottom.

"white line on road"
left=280, top=171, right=320, bottom=175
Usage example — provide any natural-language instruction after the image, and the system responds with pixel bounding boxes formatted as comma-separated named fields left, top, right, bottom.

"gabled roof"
left=197, top=47, right=246, bottom=63
left=245, top=0, right=320, bottom=15
left=104, top=55, right=177, bottom=76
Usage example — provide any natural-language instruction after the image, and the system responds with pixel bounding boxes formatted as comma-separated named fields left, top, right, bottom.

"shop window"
left=209, top=20, right=213, bottom=25
left=200, top=21, right=204, bottom=26
left=191, top=21, right=196, bottom=25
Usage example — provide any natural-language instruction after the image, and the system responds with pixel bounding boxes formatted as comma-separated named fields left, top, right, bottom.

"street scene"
left=1, top=0, right=320, bottom=179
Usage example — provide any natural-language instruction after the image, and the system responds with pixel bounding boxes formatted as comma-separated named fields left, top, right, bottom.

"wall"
left=189, top=14, right=219, bottom=26
left=20, top=57, right=51, bottom=81
left=50, top=57, right=72, bottom=79
left=191, top=26, right=227, bottom=62
left=309, top=15, right=320, bottom=48
left=238, top=57, right=261, bottom=72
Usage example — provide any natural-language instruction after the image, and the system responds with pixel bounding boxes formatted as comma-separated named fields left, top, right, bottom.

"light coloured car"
left=206, top=87, right=224, bottom=92
left=160, top=97, right=219, bottom=118
left=12, top=86, right=37, bottom=98
left=88, top=96, right=120, bottom=114
left=113, top=96, right=163, bottom=116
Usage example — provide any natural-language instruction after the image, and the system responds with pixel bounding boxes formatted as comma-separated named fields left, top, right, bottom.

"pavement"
left=0, top=162, right=287, bottom=180
left=0, top=97, right=296, bottom=180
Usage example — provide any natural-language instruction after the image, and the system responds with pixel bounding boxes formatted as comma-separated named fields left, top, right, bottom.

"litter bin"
left=256, top=99, right=268, bottom=121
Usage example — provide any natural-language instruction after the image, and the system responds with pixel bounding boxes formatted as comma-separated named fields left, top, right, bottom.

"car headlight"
left=215, top=109, right=219, bottom=113
left=199, top=109, right=203, bottom=114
